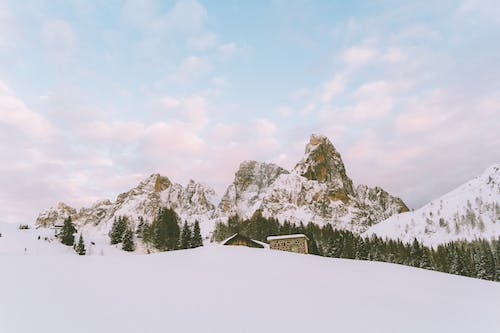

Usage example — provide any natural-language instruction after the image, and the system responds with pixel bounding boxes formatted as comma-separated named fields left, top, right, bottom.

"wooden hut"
left=221, top=233, right=265, bottom=249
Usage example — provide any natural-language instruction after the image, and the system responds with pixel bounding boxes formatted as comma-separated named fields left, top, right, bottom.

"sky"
left=0, top=0, right=499, bottom=223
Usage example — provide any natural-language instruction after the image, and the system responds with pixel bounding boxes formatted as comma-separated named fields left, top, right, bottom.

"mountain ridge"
left=364, top=163, right=500, bottom=245
left=35, top=134, right=409, bottom=237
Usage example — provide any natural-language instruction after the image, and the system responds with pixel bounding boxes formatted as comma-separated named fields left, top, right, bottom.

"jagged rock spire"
left=294, top=134, right=355, bottom=196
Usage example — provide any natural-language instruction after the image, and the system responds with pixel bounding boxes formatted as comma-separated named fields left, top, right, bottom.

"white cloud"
left=0, top=81, right=55, bottom=138
left=122, top=0, right=208, bottom=35
left=342, top=44, right=378, bottom=68
left=170, top=55, right=212, bottom=83
left=381, top=48, right=407, bottom=63
left=255, top=118, right=279, bottom=151
left=79, top=121, right=145, bottom=143
left=321, top=74, right=345, bottom=103
left=188, top=32, right=217, bottom=50
left=218, top=42, right=237, bottom=57
left=350, top=80, right=396, bottom=120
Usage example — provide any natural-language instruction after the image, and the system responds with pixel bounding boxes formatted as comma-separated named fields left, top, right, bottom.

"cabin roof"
left=221, top=233, right=265, bottom=248
left=267, top=234, right=309, bottom=241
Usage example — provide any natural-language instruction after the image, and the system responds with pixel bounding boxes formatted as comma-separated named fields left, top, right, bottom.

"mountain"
left=220, top=134, right=408, bottom=232
left=37, top=174, right=219, bottom=235
left=1, top=244, right=499, bottom=333
left=36, top=134, right=408, bottom=236
left=365, top=164, right=500, bottom=246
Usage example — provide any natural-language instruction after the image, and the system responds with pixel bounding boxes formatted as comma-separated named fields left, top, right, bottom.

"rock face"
left=295, top=134, right=354, bottom=196
left=364, top=164, right=500, bottom=246
left=37, top=174, right=219, bottom=235
left=36, top=202, right=78, bottom=227
left=219, top=134, right=409, bottom=232
left=36, top=134, right=409, bottom=235
left=219, top=160, right=289, bottom=216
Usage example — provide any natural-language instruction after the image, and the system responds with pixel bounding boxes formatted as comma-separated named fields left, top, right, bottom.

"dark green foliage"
left=180, top=221, right=192, bottom=249
left=59, top=216, right=77, bottom=246
left=122, top=228, right=135, bottom=252
left=75, top=233, right=86, bottom=255
left=141, top=208, right=180, bottom=251
left=136, top=216, right=145, bottom=238
left=212, top=215, right=500, bottom=282
left=109, top=216, right=128, bottom=245
left=191, top=221, right=203, bottom=248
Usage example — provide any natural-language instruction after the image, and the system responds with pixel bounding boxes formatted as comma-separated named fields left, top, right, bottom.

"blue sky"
left=0, top=0, right=499, bottom=223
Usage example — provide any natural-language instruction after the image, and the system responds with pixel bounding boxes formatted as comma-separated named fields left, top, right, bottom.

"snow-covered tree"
left=122, top=228, right=135, bottom=252
left=190, top=221, right=203, bottom=248
left=60, top=216, right=76, bottom=246
left=75, top=233, right=86, bottom=255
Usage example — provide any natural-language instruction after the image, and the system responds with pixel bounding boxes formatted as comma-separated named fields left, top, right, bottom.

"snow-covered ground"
left=1, top=223, right=499, bottom=333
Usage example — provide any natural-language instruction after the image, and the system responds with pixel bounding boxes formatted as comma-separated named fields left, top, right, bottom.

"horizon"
left=1, top=0, right=499, bottom=223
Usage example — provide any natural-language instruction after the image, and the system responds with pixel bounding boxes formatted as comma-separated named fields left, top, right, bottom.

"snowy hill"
left=0, top=244, right=498, bottom=333
left=365, top=164, right=500, bottom=246
left=36, top=134, right=408, bottom=237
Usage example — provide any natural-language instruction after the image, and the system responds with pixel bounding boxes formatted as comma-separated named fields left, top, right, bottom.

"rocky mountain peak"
left=294, top=134, right=354, bottom=196
left=234, top=160, right=289, bottom=191
left=219, top=160, right=289, bottom=214
left=136, top=174, right=172, bottom=193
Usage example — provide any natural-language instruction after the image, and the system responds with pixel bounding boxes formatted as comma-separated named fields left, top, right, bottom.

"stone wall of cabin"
left=269, top=238, right=308, bottom=254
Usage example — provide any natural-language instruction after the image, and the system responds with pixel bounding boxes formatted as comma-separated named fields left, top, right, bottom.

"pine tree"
left=190, top=220, right=203, bottom=248
left=60, top=216, right=76, bottom=246
left=151, top=208, right=180, bottom=251
left=75, top=233, right=86, bottom=255
left=122, top=228, right=135, bottom=252
left=109, top=216, right=127, bottom=244
left=180, top=221, right=192, bottom=249
left=136, top=216, right=145, bottom=238
left=495, top=238, right=500, bottom=281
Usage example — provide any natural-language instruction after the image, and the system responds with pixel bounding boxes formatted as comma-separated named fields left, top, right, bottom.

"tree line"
left=213, top=210, right=500, bottom=282
left=57, top=208, right=204, bottom=255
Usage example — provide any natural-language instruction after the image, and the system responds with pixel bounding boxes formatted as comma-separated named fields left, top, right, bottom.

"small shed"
left=267, top=234, right=309, bottom=254
left=221, top=233, right=265, bottom=249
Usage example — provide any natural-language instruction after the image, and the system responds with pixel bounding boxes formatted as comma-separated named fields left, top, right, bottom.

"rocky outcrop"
left=295, top=134, right=354, bottom=196
left=219, top=134, right=409, bottom=232
left=36, top=133, right=409, bottom=235
left=36, top=202, right=77, bottom=227
left=36, top=174, right=219, bottom=234
left=219, top=161, right=289, bottom=216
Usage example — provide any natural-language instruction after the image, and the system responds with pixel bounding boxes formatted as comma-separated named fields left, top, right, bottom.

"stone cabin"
left=267, top=234, right=309, bottom=254
left=221, top=233, right=265, bottom=249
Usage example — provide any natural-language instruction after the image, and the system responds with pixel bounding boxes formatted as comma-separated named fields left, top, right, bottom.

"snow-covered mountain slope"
left=1, top=245, right=498, bottom=333
left=218, top=160, right=289, bottom=216
left=365, top=164, right=500, bottom=246
left=36, top=174, right=219, bottom=237
left=36, top=134, right=408, bottom=236
left=221, top=134, right=408, bottom=232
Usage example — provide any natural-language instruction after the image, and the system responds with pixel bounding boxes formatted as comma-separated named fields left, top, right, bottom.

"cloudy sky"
left=1, top=0, right=499, bottom=223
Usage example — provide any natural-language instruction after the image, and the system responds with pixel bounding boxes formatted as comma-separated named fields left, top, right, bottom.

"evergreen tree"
left=59, top=216, right=76, bottom=246
left=75, top=233, right=86, bottom=255
left=151, top=208, right=180, bottom=251
left=109, top=216, right=127, bottom=244
left=191, top=220, right=203, bottom=248
left=122, top=228, right=135, bottom=252
left=136, top=216, right=145, bottom=238
left=495, top=238, right=500, bottom=281
left=180, top=221, right=192, bottom=249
